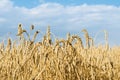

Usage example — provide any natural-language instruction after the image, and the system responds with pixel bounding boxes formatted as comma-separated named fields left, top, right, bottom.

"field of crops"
left=0, top=24, right=120, bottom=80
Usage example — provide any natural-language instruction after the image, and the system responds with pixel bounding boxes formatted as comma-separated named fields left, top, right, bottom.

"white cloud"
left=0, top=18, right=6, bottom=23
left=39, top=0, right=45, bottom=4
left=0, top=0, right=120, bottom=45
left=0, top=0, right=13, bottom=11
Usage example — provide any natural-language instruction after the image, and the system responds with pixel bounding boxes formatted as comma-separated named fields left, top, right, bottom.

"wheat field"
left=0, top=24, right=120, bottom=80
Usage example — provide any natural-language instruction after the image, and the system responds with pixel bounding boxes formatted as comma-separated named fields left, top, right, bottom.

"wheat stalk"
left=16, top=24, right=23, bottom=37
left=71, top=35, right=84, bottom=49
left=82, top=29, right=90, bottom=48
left=46, top=26, right=52, bottom=45
left=6, top=38, right=12, bottom=51
left=30, top=24, right=34, bottom=30
left=104, top=30, right=109, bottom=50
left=32, top=30, right=40, bottom=42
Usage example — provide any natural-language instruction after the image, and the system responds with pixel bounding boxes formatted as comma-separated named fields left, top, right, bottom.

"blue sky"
left=11, top=0, right=120, bottom=8
left=0, top=0, right=120, bottom=46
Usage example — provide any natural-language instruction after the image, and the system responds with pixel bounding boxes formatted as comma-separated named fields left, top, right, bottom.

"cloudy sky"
left=0, top=0, right=120, bottom=46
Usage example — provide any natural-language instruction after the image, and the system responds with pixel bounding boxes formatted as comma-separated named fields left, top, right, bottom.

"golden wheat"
left=0, top=24, right=120, bottom=80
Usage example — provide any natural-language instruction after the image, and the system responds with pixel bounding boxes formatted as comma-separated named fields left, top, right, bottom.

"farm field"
left=0, top=24, right=120, bottom=80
